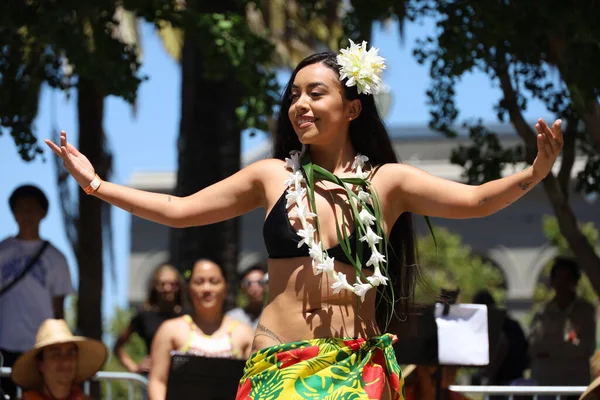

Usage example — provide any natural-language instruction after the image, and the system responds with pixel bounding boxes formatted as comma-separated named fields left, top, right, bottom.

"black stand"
left=166, top=354, right=247, bottom=400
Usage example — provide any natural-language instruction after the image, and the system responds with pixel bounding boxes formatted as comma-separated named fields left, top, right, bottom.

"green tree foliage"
left=0, top=1, right=143, bottom=160
left=415, top=227, right=505, bottom=305
left=407, top=0, right=600, bottom=295
left=534, top=216, right=599, bottom=308
left=0, top=1, right=148, bottom=348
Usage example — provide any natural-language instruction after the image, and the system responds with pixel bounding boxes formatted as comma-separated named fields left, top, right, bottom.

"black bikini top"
left=263, top=190, right=374, bottom=267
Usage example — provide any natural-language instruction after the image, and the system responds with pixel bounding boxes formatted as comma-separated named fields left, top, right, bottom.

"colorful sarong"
left=235, top=333, right=405, bottom=400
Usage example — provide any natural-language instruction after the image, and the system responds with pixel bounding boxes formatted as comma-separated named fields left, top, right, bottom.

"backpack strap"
left=0, top=240, right=49, bottom=298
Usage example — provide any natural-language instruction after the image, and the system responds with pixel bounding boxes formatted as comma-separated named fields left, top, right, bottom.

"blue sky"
left=0, top=19, right=550, bottom=323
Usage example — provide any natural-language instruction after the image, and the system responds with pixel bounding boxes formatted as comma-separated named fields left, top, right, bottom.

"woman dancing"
left=46, top=40, right=563, bottom=399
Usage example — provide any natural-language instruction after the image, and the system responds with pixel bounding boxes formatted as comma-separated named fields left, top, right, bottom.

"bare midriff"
left=252, top=256, right=381, bottom=353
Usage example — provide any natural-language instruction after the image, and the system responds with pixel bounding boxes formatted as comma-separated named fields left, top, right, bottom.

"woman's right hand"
left=45, top=130, right=96, bottom=189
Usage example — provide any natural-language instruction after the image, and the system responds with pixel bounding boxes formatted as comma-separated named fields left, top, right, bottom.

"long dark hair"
left=273, top=51, right=419, bottom=329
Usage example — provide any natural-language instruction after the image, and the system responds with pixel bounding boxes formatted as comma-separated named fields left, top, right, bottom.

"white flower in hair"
left=337, top=40, right=386, bottom=95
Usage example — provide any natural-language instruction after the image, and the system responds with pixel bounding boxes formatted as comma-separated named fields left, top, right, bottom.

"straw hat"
left=580, top=350, right=600, bottom=400
left=11, top=319, right=107, bottom=390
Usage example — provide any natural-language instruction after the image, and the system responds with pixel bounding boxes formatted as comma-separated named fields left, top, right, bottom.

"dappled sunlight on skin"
left=255, top=257, right=379, bottom=349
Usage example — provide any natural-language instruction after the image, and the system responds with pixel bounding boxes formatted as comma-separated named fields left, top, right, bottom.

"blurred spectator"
left=10, top=319, right=107, bottom=400
left=226, top=253, right=267, bottom=330
left=579, top=350, right=600, bottom=400
left=529, top=256, right=597, bottom=400
left=114, top=264, right=185, bottom=374
left=471, top=289, right=529, bottom=398
left=0, top=185, right=73, bottom=398
left=148, top=259, right=254, bottom=400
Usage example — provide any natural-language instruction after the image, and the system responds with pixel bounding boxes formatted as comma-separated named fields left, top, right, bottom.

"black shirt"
left=130, top=308, right=183, bottom=351
left=494, top=317, right=530, bottom=384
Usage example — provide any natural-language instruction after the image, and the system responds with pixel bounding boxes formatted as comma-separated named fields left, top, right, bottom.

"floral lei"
left=284, top=149, right=391, bottom=301
left=281, top=40, right=392, bottom=301
left=280, top=40, right=436, bottom=314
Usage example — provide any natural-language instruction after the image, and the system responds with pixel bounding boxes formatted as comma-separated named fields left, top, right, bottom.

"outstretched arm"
left=389, top=118, right=563, bottom=219
left=45, top=131, right=267, bottom=228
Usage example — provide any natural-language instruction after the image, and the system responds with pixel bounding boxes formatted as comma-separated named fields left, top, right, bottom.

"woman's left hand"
left=137, top=356, right=152, bottom=373
left=532, top=118, right=564, bottom=179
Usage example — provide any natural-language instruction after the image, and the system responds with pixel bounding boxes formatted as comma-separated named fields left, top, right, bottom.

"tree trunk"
left=76, top=78, right=106, bottom=340
left=169, top=33, right=241, bottom=296
left=541, top=174, right=600, bottom=295
left=497, top=67, right=600, bottom=296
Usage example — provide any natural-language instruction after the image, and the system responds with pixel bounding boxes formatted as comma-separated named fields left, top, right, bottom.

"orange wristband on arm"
left=84, top=174, right=102, bottom=194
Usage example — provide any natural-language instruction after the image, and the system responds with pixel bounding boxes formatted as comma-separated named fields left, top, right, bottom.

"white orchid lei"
left=284, top=150, right=391, bottom=301
left=337, top=39, right=386, bottom=95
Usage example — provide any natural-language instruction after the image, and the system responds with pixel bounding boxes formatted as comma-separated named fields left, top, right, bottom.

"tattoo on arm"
left=255, top=323, right=284, bottom=345
left=478, top=197, right=489, bottom=206
left=518, top=181, right=532, bottom=191
left=167, top=196, right=172, bottom=203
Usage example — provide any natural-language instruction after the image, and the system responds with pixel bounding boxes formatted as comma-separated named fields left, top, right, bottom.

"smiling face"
left=188, top=260, right=227, bottom=311
left=287, top=63, right=361, bottom=146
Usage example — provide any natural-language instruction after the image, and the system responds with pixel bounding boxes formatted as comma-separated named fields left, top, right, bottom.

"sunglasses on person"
left=241, top=279, right=266, bottom=288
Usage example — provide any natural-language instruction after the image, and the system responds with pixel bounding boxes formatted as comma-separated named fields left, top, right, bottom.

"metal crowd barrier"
left=449, top=385, right=587, bottom=399
left=1, top=367, right=148, bottom=400
left=3, top=367, right=589, bottom=400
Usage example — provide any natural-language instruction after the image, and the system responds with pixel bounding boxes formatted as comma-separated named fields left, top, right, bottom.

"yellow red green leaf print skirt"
left=235, top=333, right=405, bottom=400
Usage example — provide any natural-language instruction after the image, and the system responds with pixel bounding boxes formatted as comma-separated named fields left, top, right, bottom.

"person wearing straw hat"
left=580, top=350, right=600, bottom=400
left=10, top=319, right=107, bottom=400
